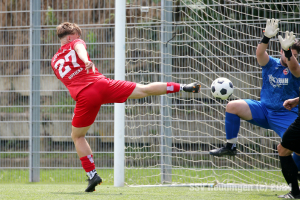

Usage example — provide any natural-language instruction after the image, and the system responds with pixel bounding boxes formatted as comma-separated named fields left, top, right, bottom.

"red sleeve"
left=72, top=39, right=87, bottom=49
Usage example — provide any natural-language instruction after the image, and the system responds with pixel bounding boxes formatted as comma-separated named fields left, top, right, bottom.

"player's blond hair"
left=56, top=22, right=82, bottom=39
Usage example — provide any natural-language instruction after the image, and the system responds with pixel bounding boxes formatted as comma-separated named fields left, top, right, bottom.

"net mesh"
left=124, top=0, right=300, bottom=186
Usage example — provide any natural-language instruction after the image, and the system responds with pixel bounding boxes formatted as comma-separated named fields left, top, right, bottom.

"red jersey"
left=51, top=39, right=104, bottom=100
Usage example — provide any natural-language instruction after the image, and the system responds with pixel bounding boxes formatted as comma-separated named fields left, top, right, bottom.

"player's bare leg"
left=128, top=83, right=167, bottom=98
left=71, top=126, right=92, bottom=157
left=209, top=100, right=252, bottom=157
left=71, top=126, right=102, bottom=192
left=226, top=100, right=252, bottom=120
left=128, top=82, right=200, bottom=99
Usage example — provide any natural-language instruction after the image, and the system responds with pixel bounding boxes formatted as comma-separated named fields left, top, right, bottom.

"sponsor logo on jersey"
left=268, top=74, right=288, bottom=88
left=68, top=68, right=83, bottom=79
left=283, top=68, right=289, bottom=75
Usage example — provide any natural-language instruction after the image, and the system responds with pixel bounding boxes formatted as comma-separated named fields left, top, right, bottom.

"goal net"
left=123, top=0, right=300, bottom=187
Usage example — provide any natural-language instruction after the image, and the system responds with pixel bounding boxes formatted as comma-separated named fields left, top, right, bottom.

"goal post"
left=160, top=0, right=173, bottom=184
left=114, top=0, right=126, bottom=187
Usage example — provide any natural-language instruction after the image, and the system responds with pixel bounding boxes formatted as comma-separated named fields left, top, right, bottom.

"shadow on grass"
left=51, top=192, right=139, bottom=196
left=259, top=193, right=281, bottom=197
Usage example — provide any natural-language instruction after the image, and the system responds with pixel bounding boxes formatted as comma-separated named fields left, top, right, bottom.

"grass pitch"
left=0, top=168, right=285, bottom=185
left=0, top=169, right=288, bottom=199
left=0, top=183, right=288, bottom=200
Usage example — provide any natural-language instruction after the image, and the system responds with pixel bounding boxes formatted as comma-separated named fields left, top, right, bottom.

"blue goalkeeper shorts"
left=244, top=99, right=298, bottom=138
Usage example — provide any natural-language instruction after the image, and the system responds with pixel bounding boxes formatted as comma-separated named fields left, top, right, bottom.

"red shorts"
left=72, top=78, right=136, bottom=127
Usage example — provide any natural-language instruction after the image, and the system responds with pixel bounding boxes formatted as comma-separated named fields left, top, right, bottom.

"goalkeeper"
left=209, top=19, right=300, bottom=171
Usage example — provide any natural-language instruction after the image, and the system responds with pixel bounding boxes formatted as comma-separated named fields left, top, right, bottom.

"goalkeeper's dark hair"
left=291, top=39, right=300, bottom=53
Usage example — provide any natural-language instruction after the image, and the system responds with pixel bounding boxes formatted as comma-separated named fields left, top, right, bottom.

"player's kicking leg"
left=128, top=82, right=200, bottom=99
left=71, top=126, right=102, bottom=192
left=209, top=100, right=252, bottom=157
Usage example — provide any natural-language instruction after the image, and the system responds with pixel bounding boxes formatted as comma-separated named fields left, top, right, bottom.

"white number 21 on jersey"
left=54, top=50, right=80, bottom=78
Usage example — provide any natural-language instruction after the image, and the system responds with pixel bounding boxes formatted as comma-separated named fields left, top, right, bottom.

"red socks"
left=80, top=155, right=95, bottom=172
left=166, top=82, right=180, bottom=94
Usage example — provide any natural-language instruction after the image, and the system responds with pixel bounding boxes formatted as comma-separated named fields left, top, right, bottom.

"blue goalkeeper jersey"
left=261, top=56, right=300, bottom=113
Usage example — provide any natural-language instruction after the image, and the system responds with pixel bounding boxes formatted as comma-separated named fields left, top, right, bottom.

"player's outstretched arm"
left=278, top=31, right=300, bottom=77
left=74, top=43, right=95, bottom=74
left=283, top=97, right=299, bottom=111
left=256, top=18, right=279, bottom=66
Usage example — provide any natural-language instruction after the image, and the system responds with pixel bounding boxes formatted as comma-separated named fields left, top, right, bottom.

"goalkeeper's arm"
left=256, top=18, right=279, bottom=66
left=278, top=31, right=300, bottom=78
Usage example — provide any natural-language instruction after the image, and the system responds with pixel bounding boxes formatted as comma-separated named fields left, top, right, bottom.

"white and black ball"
left=211, top=77, right=234, bottom=100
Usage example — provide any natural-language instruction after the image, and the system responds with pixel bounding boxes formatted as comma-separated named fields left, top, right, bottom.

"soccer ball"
left=211, top=77, right=234, bottom=100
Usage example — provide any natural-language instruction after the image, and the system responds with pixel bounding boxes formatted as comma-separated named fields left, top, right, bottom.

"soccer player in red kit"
left=51, top=22, right=200, bottom=192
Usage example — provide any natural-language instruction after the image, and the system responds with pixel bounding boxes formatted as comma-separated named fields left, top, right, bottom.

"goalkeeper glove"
left=260, top=18, right=279, bottom=44
left=278, top=31, right=296, bottom=61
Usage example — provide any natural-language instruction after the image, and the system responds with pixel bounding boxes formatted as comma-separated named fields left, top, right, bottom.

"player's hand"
left=85, top=61, right=96, bottom=74
left=278, top=31, right=296, bottom=51
left=283, top=97, right=299, bottom=111
left=264, top=18, right=279, bottom=38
